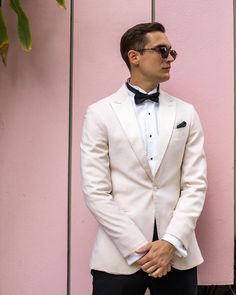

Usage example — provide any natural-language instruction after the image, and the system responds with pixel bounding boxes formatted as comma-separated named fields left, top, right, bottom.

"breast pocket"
left=171, top=127, right=188, bottom=141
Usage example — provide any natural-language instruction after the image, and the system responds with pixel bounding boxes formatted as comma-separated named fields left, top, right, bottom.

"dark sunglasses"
left=136, top=46, right=177, bottom=60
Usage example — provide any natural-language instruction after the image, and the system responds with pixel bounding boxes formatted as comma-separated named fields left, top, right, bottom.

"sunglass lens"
left=159, top=47, right=169, bottom=58
left=170, top=50, right=177, bottom=60
left=155, top=46, right=177, bottom=59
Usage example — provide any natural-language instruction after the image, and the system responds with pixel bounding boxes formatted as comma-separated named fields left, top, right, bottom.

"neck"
left=129, top=76, right=159, bottom=93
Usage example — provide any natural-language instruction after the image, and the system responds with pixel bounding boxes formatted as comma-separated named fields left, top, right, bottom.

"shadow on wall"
left=198, top=239, right=235, bottom=294
left=198, top=285, right=235, bottom=295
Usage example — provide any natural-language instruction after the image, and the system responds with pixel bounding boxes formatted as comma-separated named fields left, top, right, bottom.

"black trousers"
left=91, top=267, right=197, bottom=295
left=91, top=222, right=197, bottom=295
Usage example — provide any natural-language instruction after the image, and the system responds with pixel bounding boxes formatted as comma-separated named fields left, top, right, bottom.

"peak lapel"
left=110, top=87, right=153, bottom=181
left=155, top=91, right=176, bottom=175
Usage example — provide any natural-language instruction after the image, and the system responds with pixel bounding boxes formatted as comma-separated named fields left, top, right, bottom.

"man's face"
left=130, top=31, right=175, bottom=84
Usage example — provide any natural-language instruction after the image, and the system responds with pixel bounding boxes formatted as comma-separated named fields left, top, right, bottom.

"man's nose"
left=167, top=53, right=175, bottom=62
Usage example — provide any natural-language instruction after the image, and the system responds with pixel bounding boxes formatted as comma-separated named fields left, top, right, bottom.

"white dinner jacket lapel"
left=154, top=90, right=176, bottom=175
left=110, top=85, right=176, bottom=181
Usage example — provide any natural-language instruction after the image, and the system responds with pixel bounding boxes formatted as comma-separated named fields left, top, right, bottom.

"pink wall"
left=72, top=0, right=234, bottom=292
left=157, top=0, right=234, bottom=284
left=71, top=1, right=151, bottom=294
left=0, top=0, right=234, bottom=294
left=0, top=2, right=70, bottom=295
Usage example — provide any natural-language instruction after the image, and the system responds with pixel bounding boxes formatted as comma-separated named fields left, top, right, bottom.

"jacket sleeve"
left=80, top=106, right=148, bottom=258
left=165, top=107, right=207, bottom=250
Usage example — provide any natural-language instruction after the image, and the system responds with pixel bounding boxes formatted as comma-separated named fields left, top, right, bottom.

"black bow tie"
left=126, top=82, right=159, bottom=105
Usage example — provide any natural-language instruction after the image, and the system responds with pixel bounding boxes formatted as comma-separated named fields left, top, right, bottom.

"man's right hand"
left=147, top=263, right=172, bottom=278
left=136, top=240, right=174, bottom=278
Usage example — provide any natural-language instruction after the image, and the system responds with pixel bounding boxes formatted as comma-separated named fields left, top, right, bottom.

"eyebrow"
left=153, top=44, right=172, bottom=49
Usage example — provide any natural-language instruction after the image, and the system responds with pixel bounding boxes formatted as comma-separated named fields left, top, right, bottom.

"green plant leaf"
left=9, top=0, right=32, bottom=51
left=56, top=0, right=66, bottom=9
left=0, top=7, right=9, bottom=65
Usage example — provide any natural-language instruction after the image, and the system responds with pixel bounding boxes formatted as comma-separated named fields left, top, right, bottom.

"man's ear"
left=127, top=50, right=140, bottom=67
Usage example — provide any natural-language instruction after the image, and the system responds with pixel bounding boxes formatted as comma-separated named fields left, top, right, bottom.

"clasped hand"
left=136, top=240, right=175, bottom=278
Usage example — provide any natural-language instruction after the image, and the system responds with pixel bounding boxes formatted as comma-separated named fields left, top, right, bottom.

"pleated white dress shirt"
left=125, top=82, right=187, bottom=265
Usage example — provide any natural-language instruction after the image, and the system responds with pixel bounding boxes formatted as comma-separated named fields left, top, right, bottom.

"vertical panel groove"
left=67, top=0, right=74, bottom=294
left=233, top=0, right=236, bottom=238
left=151, top=0, right=155, bottom=22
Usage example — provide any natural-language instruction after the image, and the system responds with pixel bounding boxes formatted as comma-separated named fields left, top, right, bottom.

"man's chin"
left=159, top=75, right=170, bottom=83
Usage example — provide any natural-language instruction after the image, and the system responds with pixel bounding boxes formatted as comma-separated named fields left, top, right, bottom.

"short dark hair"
left=120, top=22, right=165, bottom=70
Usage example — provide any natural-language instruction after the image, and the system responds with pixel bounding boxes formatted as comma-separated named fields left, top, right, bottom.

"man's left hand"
left=136, top=240, right=175, bottom=278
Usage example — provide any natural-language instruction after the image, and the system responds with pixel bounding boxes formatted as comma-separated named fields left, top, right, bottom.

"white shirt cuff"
left=126, top=243, right=147, bottom=265
left=126, top=252, right=145, bottom=265
left=126, top=234, right=187, bottom=265
left=162, top=234, right=187, bottom=257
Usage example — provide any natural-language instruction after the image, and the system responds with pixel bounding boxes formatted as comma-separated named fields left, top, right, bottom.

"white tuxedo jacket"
left=80, top=84, right=207, bottom=275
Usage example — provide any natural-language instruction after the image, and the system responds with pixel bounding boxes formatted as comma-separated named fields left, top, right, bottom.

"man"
left=80, top=22, right=207, bottom=295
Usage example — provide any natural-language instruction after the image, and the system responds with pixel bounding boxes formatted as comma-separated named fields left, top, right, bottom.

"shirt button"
left=149, top=134, right=152, bottom=138
left=150, top=157, right=153, bottom=160
left=148, top=112, right=151, bottom=115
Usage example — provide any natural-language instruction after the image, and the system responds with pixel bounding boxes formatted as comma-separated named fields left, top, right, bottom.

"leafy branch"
left=0, top=0, right=66, bottom=65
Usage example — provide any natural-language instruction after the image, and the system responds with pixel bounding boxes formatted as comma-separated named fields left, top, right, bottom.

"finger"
left=140, top=260, right=158, bottom=270
left=149, top=267, right=169, bottom=278
left=143, top=264, right=158, bottom=274
left=137, top=257, right=147, bottom=266
left=158, top=267, right=169, bottom=278
left=136, top=243, right=152, bottom=253
left=137, top=253, right=153, bottom=265
left=162, top=269, right=168, bottom=276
